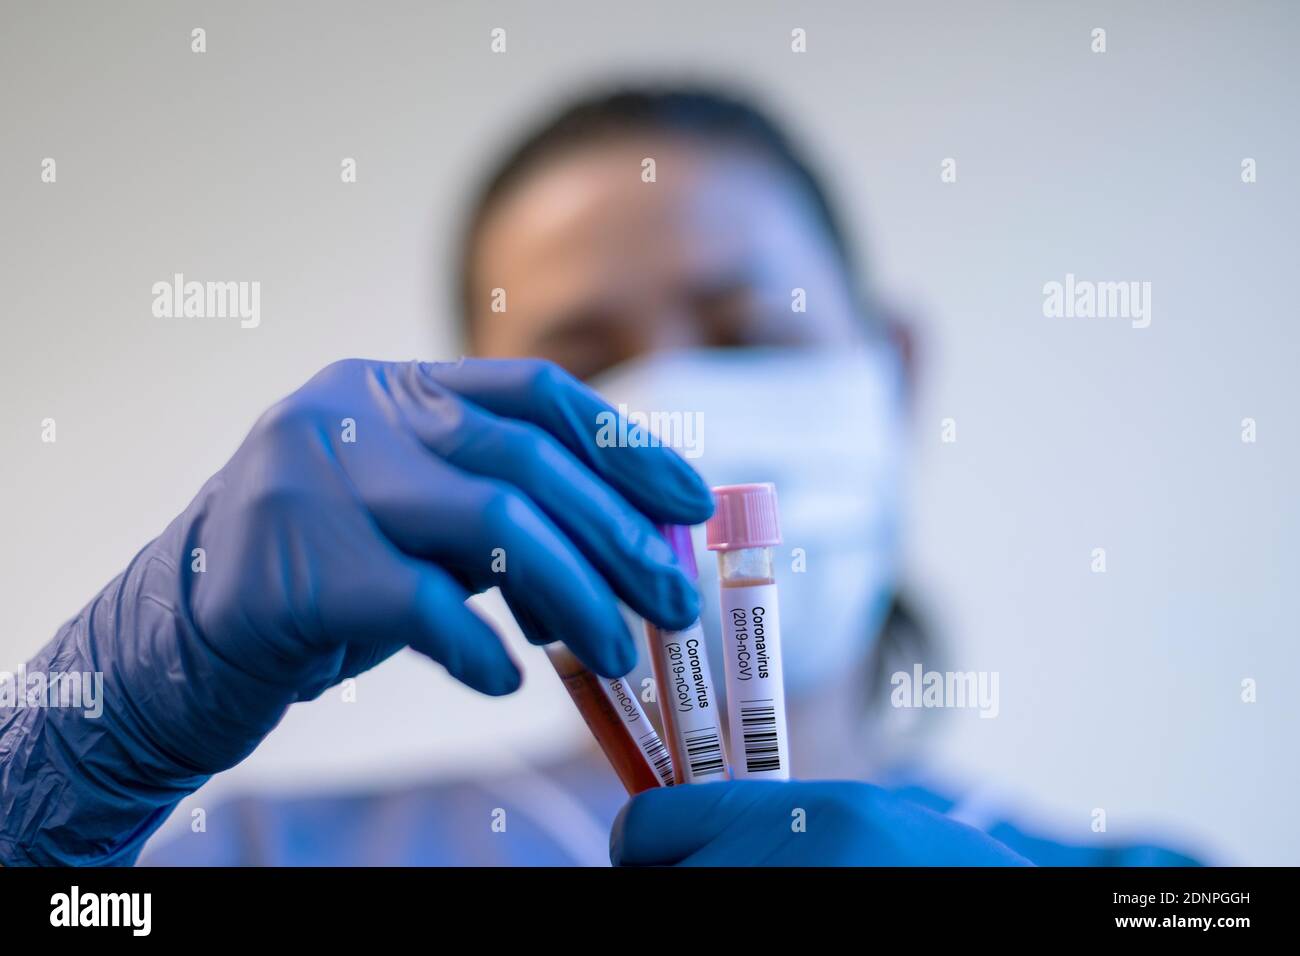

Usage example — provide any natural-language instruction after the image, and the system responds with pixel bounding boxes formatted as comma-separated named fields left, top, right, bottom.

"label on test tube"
left=602, top=676, right=675, bottom=787
left=719, top=584, right=790, bottom=780
left=647, top=621, right=728, bottom=782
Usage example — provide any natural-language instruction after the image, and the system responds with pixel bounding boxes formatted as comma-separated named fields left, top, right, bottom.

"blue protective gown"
left=140, top=748, right=1203, bottom=866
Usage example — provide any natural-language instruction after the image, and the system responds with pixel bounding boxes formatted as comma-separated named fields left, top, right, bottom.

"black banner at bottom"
left=0, top=865, right=1281, bottom=940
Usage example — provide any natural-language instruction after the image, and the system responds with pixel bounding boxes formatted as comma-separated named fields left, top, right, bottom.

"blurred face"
left=466, top=136, right=869, bottom=378
left=466, top=133, right=909, bottom=717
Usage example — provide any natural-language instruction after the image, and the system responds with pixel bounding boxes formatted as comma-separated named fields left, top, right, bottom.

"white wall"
left=1, top=0, right=1295, bottom=863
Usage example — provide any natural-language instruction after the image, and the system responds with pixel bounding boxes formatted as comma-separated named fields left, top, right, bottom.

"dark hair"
left=457, top=84, right=931, bottom=719
left=456, top=85, right=859, bottom=325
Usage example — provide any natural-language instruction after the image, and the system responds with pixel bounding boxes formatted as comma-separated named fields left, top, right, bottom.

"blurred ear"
left=874, top=298, right=920, bottom=412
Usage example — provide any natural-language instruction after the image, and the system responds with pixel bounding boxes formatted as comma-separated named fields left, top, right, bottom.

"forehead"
left=471, top=137, right=840, bottom=316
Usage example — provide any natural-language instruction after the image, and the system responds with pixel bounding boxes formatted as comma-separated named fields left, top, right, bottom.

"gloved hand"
left=610, top=780, right=1033, bottom=866
left=0, top=358, right=712, bottom=866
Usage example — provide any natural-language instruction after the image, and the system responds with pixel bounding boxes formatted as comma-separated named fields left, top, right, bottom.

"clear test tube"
left=645, top=525, right=729, bottom=784
left=544, top=644, right=671, bottom=794
left=705, top=483, right=791, bottom=780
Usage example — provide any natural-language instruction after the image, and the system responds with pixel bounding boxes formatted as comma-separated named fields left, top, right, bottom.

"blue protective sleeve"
left=1, top=358, right=712, bottom=866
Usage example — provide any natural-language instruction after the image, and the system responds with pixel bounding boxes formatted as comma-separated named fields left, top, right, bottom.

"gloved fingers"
left=610, top=780, right=780, bottom=865
left=398, top=560, right=522, bottom=696
left=333, top=637, right=409, bottom=686
left=313, top=535, right=522, bottom=696
left=333, top=432, right=637, bottom=678
left=612, top=781, right=1036, bottom=867
left=416, top=359, right=714, bottom=526
left=471, top=484, right=638, bottom=676
left=396, top=392, right=699, bottom=631
left=508, top=601, right=550, bottom=647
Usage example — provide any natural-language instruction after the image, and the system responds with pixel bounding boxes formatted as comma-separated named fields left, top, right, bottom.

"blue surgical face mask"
left=588, top=346, right=906, bottom=698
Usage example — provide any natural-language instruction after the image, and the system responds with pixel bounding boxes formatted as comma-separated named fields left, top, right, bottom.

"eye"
left=531, top=308, right=632, bottom=380
left=692, top=283, right=818, bottom=348
left=691, top=283, right=762, bottom=347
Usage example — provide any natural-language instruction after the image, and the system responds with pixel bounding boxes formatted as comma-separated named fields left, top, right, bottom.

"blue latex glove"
left=610, top=780, right=1033, bottom=866
left=0, top=358, right=712, bottom=866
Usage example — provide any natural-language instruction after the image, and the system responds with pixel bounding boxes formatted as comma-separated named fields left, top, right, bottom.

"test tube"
left=544, top=644, right=673, bottom=794
left=604, top=672, right=675, bottom=788
left=645, top=525, right=730, bottom=784
left=706, top=483, right=791, bottom=780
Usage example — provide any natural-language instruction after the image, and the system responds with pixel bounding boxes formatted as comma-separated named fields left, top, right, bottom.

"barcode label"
left=719, top=584, right=789, bottom=780
left=645, top=619, right=729, bottom=784
left=683, top=728, right=726, bottom=778
left=600, top=675, right=677, bottom=787
left=638, top=730, right=676, bottom=787
left=739, top=700, right=780, bottom=774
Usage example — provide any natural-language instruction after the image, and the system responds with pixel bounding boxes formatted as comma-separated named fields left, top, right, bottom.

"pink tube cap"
left=706, top=483, right=782, bottom=551
left=656, top=524, right=698, bottom=581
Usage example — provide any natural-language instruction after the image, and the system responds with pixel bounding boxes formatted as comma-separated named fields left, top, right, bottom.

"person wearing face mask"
left=1, top=87, right=1200, bottom=868
left=451, top=89, right=1199, bottom=865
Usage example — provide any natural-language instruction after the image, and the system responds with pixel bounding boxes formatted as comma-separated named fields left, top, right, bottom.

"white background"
left=2, top=0, right=1296, bottom=863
